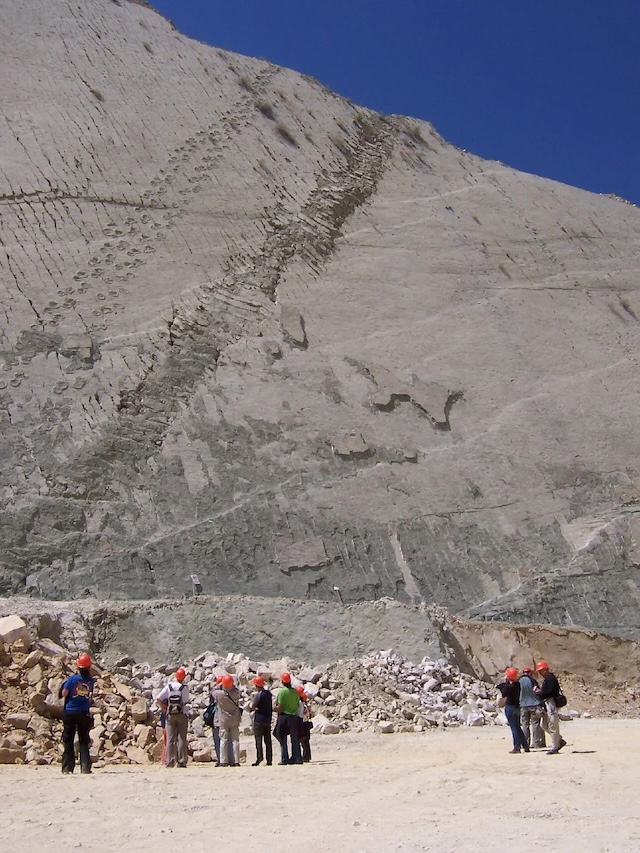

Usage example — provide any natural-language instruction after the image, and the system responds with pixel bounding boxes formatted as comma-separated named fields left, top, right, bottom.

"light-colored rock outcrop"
left=0, top=0, right=639, bottom=644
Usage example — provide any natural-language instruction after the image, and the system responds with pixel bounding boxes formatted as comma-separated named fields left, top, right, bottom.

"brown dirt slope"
left=440, top=613, right=640, bottom=716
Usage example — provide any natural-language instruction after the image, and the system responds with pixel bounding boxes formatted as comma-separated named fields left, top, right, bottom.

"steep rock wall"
left=1, top=0, right=639, bottom=639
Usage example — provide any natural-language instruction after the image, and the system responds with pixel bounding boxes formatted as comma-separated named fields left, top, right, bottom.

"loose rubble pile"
left=318, top=651, right=508, bottom=732
left=0, top=615, right=583, bottom=767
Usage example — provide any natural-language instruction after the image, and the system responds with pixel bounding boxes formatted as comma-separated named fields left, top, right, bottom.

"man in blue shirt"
left=519, top=666, right=546, bottom=749
left=61, top=653, right=94, bottom=774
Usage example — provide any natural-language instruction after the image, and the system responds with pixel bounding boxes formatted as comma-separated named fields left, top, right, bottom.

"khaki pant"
left=166, top=712, right=188, bottom=767
left=541, top=699, right=561, bottom=749
left=520, top=705, right=546, bottom=748
left=219, top=725, right=240, bottom=766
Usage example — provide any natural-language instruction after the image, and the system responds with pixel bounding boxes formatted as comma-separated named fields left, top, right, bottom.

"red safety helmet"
left=215, top=674, right=225, bottom=684
left=252, top=676, right=265, bottom=688
left=222, top=674, right=234, bottom=689
left=505, top=667, right=518, bottom=681
left=77, top=653, right=92, bottom=669
left=295, top=685, right=307, bottom=700
left=522, top=666, right=533, bottom=675
left=175, top=667, right=186, bottom=682
left=281, top=672, right=291, bottom=684
left=536, top=660, right=550, bottom=673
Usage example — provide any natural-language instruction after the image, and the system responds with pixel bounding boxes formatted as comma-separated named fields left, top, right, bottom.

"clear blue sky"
left=150, top=1, right=639, bottom=205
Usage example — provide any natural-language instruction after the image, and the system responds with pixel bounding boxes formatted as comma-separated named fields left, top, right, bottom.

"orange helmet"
left=505, top=667, right=518, bottom=681
left=295, top=685, right=307, bottom=700
left=222, top=674, right=234, bottom=689
left=77, top=653, right=92, bottom=669
left=281, top=672, right=291, bottom=684
left=175, top=667, right=186, bottom=682
left=253, top=676, right=265, bottom=688
left=522, top=666, right=533, bottom=675
left=215, top=674, right=225, bottom=684
left=536, top=660, right=550, bottom=673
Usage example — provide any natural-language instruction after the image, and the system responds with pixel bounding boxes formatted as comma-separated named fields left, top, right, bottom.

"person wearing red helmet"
left=212, top=674, right=243, bottom=766
left=156, top=667, right=190, bottom=768
left=534, top=661, right=567, bottom=755
left=497, top=667, right=529, bottom=754
left=60, top=653, right=94, bottom=774
left=206, top=674, right=226, bottom=765
left=248, top=675, right=273, bottom=766
left=295, top=685, right=313, bottom=763
left=518, top=666, right=545, bottom=749
left=274, top=673, right=303, bottom=765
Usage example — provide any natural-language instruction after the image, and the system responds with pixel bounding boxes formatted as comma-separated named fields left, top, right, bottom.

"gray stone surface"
left=0, top=0, right=639, bottom=640
left=0, top=595, right=442, bottom=667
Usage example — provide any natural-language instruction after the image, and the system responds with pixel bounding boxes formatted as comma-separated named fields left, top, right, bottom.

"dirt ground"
left=2, top=718, right=638, bottom=853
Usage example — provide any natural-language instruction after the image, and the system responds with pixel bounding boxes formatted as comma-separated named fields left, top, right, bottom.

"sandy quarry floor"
left=2, top=718, right=638, bottom=853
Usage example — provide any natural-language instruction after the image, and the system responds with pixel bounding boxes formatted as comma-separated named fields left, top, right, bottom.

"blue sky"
left=150, top=2, right=639, bottom=205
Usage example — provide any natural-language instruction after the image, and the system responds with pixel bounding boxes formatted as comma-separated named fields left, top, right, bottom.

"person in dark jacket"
left=249, top=676, right=273, bottom=766
left=209, top=674, right=224, bottom=765
left=60, top=653, right=94, bottom=774
left=497, top=667, right=529, bottom=754
left=535, top=660, right=567, bottom=755
left=519, top=666, right=545, bottom=749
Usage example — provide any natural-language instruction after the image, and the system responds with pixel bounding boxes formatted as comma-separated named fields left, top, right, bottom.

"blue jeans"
left=505, top=705, right=528, bottom=751
left=279, top=715, right=302, bottom=764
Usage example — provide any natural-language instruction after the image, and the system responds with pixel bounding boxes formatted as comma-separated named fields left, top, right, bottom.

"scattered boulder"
left=312, top=714, right=341, bottom=735
left=0, top=747, right=26, bottom=764
left=0, top=615, right=30, bottom=647
left=5, top=713, right=31, bottom=730
left=130, top=697, right=149, bottom=723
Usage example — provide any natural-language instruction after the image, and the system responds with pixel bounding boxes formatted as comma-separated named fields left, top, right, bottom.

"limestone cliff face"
left=1, top=0, right=639, bottom=638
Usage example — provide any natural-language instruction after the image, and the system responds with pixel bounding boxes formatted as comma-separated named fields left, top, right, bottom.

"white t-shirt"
left=156, top=680, right=190, bottom=714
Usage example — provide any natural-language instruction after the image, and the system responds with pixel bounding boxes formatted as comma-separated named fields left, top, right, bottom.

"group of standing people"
left=57, top=654, right=570, bottom=773
left=497, top=660, right=567, bottom=756
left=156, top=669, right=313, bottom=769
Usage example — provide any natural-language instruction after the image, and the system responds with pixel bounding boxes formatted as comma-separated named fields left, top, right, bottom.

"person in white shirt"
left=156, top=667, right=190, bottom=768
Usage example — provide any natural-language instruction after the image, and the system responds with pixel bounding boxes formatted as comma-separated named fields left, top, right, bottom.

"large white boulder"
left=0, top=615, right=30, bottom=647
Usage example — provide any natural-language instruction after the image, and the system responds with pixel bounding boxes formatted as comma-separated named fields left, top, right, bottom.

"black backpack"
left=167, top=683, right=185, bottom=715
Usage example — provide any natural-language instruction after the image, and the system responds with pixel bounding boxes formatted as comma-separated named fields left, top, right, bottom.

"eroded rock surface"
left=0, top=0, right=639, bottom=640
